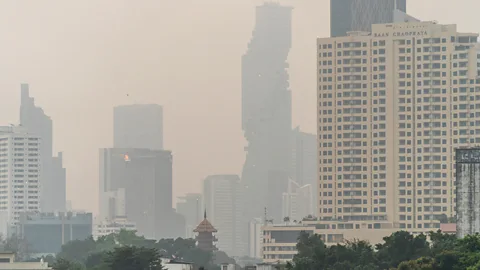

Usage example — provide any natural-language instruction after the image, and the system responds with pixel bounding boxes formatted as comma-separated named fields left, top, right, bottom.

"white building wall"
left=0, top=126, right=41, bottom=234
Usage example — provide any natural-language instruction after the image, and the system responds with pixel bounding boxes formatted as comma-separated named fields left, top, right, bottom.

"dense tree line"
left=42, top=230, right=225, bottom=270
left=287, top=230, right=480, bottom=270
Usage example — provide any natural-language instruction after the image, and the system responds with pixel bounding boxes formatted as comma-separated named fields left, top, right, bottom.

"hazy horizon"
left=0, top=0, right=478, bottom=214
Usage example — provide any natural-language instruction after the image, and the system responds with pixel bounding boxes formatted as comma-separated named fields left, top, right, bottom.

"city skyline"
left=0, top=1, right=477, bottom=214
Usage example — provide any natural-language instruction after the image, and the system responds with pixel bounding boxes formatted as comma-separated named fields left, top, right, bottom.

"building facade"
left=203, top=175, right=245, bottom=256
left=99, top=148, right=183, bottom=239
left=330, top=0, right=407, bottom=37
left=318, top=21, right=480, bottom=230
left=93, top=217, right=137, bottom=239
left=0, top=126, right=41, bottom=236
left=17, top=212, right=92, bottom=254
left=282, top=180, right=313, bottom=222
left=241, top=3, right=293, bottom=222
left=176, top=193, right=202, bottom=238
left=248, top=218, right=263, bottom=259
left=456, top=148, right=480, bottom=238
left=113, top=104, right=163, bottom=150
left=20, top=84, right=66, bottom=213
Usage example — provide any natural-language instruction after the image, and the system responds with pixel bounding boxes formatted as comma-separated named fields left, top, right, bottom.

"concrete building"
left=330, top=0, right=407, bottom=37
left=0, top=253, right=51, bottom=269
left=203, top=175, right=245, bottom=256
left=241, top=3, right=293, bottom=223
left=17, top=212, right=92, bottom=255
left=0, top=126, right=41, bottom=236
left=50, top=152, right=66, bottom=212
left=20, top=84, right=65, bottom=213
left=114, top=104, right=163, bottom=150
left=291, top=128, right=317, bottom=213
left=99, top=148, right=184, bottom=239
left=456, top=148, right=480, bottom=237
left=176, top=193, right=202, bottom=238
left=317, top=21, right=480, bottom=231
left=162, top=259, right=194, bottom=270
left=281, top=180, right=313, bottom=222
left=248, top=218, right=263, bottom=259
left=93, top=217, right=136, bottom=239
left=261, top=220, right=424, bottom=263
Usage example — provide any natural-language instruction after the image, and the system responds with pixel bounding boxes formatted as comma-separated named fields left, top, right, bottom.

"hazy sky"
left=0, top=0, right=478, bottom=214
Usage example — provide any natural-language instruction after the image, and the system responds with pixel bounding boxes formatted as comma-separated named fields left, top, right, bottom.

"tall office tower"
left=291, top=127, right=317, bottom=214
left=0, top=126, right=41, bottom=236
left=248, top=218, right=263, bottom=259
left=456, top=148, right=480, bottom=238
left=99, top=148, right=184, bottom=239
left=176, top=193, right=202, bottom=238
left=204, top=175, right=245, bottom=257
left=19, top=84, right=65, bottom=213
left=51, top=152, right=66, bottom=212
left=317, top=21, right=480, bottom=230
left=330, top=0, right=407, bottom=37
left=241, top=3, right=293, bottom=222
left=114, top=104, right=163, bottom=150
left=282, top=180, right=314, bottom=222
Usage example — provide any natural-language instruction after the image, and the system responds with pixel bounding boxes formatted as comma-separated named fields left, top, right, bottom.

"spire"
left=204, top=209, right=207, bottom=219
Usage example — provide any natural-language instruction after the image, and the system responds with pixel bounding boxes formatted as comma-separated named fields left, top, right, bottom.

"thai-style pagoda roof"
left=193, top=210, right=217, bottom=233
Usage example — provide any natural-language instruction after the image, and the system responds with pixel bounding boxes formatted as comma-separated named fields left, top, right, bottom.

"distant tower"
left=193, top=211, right=218, bottom=252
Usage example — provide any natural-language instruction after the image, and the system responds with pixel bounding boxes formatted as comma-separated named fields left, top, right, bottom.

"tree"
left=52, top=258, right=84, bottom=270
left=375, top=231, right=430, bottom=268
left=103, top=246, right=164, bottom=270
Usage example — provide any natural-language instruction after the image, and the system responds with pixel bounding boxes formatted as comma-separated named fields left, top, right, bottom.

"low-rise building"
left=261, top=219, right=437, bottom=263
left=17, top=212, right=92, bottom=255
left=93, top=217, right=136, bottom=239
left=0, top=253, right=51, bottom=269
left=162, top=259, right=193, bottom=270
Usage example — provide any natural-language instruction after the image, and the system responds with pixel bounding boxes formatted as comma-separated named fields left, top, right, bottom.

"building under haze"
left=20, top=84, right=66, bottom=213
left=456, top=148, right=480, bottom=238
left=17, top=212, right=92, bottom=255
left=114, top=104, right=163, bottom=150
left=0, top=126, right=41, bottom=236
left=176, top=193, right=202, bottom=238
left=99, top=148, right=184, bottom=239
left=317, top=21, right=480, bottom=231
left=282, top=180, right=313, bottom=222
left=203, top=175, right=245, bottom=257
left=291, top=128, right=317, bottom=213
left=330, top=0, right=407, bottom=37
left=241, top=2, right=293, bottom=224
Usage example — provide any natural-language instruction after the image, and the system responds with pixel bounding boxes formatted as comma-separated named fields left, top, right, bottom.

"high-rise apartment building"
left=317, top=21, right=480, bottom=230
left=99, top=148, right=184, bottom=239
left=113, top=104, right=163, bottom=150
left=0, top=126, right=41, bottom=236
left=203, top=175, right=245, bottom=257
left=241, top=2, right=293, bottom=222
left=19, top=84, right=66, bottom=213
left=330, top=0, right=407, bottom=37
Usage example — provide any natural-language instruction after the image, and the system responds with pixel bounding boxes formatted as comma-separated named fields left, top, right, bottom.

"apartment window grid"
left=318, top=23, right=480, bottom=229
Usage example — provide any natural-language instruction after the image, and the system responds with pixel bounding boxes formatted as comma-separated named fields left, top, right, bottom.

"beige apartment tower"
left=317, top=21, right=480, bottom=230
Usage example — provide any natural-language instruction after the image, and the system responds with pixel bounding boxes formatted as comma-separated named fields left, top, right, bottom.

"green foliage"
left=287, top=230, right=480, bottom=270
left=51, top=229, right=221, bottom=270
left=103, top=246, right=164, bottom=270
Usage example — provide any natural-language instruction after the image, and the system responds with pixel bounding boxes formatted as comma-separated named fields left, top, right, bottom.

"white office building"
left=282, top=180, right=313, bottom=222
left=203, top=175, right=246, bottom=257
left=0, top=126, right=41, bottom=236
left=93, top=217, right=137, bottom=239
